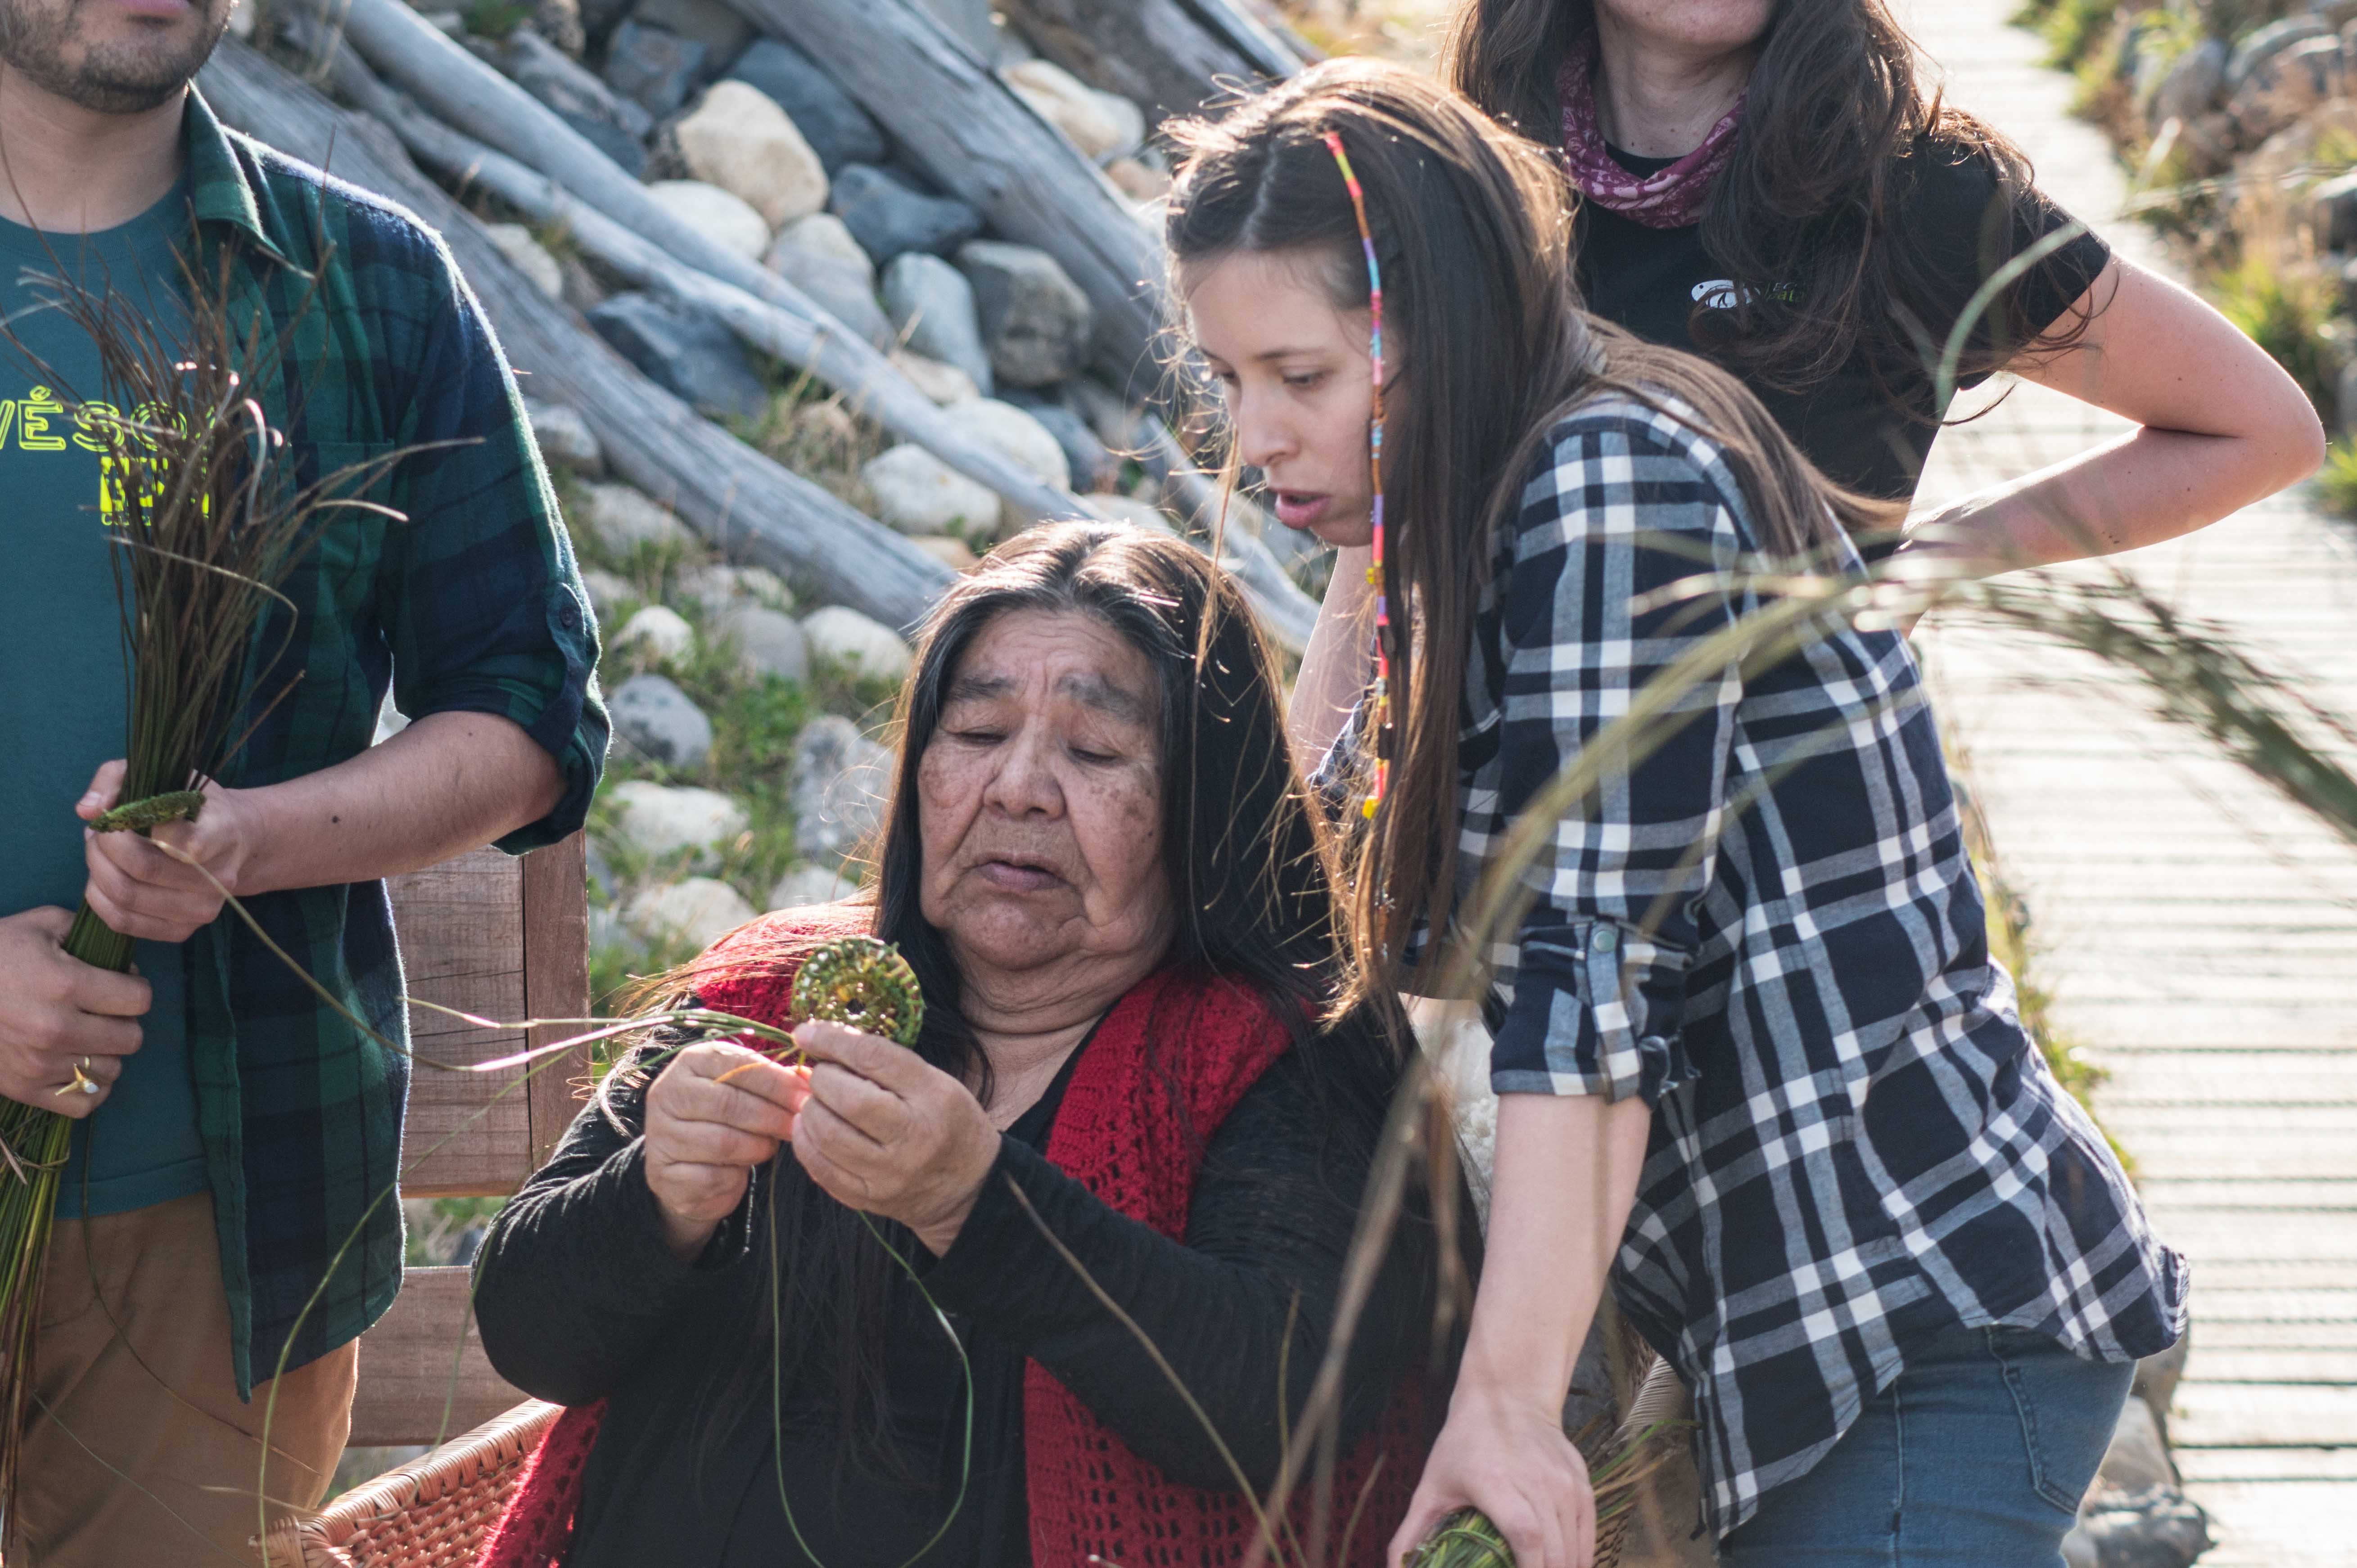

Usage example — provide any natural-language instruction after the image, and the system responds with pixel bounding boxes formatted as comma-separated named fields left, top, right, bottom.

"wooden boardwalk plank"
left=1897, top=6, right=2357, bottom=1560
left=2171, top=1384, right=2357, bottom=1450
left=2179, top=1449, right=2357, bottom=1483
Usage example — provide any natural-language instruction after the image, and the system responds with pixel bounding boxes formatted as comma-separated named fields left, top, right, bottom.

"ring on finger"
left=57, top=1057, right=102, bottom=1098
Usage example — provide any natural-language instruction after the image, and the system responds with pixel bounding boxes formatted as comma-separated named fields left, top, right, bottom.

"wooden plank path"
left=1900, top=6, right=2357, bottom=1562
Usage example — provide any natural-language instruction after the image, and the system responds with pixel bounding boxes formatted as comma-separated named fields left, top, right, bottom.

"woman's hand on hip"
left=643, top=1040, right=808, bottom=1261
left=789, top=1018, right=1001, bottom=1256
left=1390, top=1377, right=1597, bottom=1568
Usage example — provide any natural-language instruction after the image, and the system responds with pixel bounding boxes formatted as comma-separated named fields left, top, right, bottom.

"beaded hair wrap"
left=1321, top=130, right=1395, bottom=821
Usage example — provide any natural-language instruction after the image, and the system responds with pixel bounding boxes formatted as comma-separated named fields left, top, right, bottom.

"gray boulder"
left=954, top=397, right=1071, bottom=491
left=770, top=863, right=858, bottom=908
left=767, top=214, right=892, bottom=347
left=676, top=81, right=827, bottom=229
left=790, top=715, right=894, bottom=868
left=578, top=568, right=636, bottom=623
left=862, top=443, right=1001, bottom=535
left=564, top=111, right=650, bottom=175
left=612, top=672, right=714, bottom=768
left=523, top=397, right=605, bottom=474
left=2145, top=37, right=2226, bottom=129
left=830, top=164, right=982, bottom=263
left=882, top=253, right=993, bottom=394
left=577, top=568, right=636, bottom=622
left=629, top=0, right=747, bottom=74
left=956, top=240, right=1094, bottom=388
left=628, top=876, right=758, bottom=949
left=644, top=179, right=770, bottom=260
left=499, top=28, right=651, bottom=173
left=606, top=779, right=746, bottom=868
left=602, top=19, right=706, bottom=118
left=2074, top=1487, right=2212, bottom=1568
left=585, top=839, right=617, bottom=901
left=528, top=0, right=586, bottom=55
left=618, top=604, right=695, bottom=662
left=679, top=561, right=793, bottom=616
left=576, top=0, right=632, bottom=42
left=582, top=482, right=694, bottom=551
left=2224, top=15, right=2329, bottom=92
left=803, top=606, right=914, bottom=681
left=713, top=602, right=811, bottom=681
left=587, top=292, right=768, bottom=420
left=1003, top=392, right=1115, bottom=491
left=501, top=28, right=650, bottom=135
left=726, top=38, right=885, bottom=173
left=486, top=223, right=564, bottom=300
left=2227, top=33, right=2343, bottom=144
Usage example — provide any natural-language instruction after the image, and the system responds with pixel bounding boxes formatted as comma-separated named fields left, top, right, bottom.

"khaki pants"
left=13, top=1192, right=358, bottom=1567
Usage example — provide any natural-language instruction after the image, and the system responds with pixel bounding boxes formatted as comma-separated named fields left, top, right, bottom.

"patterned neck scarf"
left=1556, top=36, right=1746, bottom=230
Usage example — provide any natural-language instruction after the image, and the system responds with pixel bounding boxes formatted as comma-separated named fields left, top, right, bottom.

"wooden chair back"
left=352, top=834, right=590, bottom=1447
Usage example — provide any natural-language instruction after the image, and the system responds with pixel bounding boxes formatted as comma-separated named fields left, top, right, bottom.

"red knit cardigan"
left=476, top=910, right=1424, bottom=1568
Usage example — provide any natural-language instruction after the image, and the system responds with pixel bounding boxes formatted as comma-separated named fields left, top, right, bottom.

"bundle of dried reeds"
left=0, top=240, right=406, bottom=1525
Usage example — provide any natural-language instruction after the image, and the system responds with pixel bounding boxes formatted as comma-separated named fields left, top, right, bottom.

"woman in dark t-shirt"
left=1440, top=0, right=2320, bottom=573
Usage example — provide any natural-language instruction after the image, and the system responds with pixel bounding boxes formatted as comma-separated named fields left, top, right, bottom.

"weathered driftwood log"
left=306, top=40, right=1314, bottom=648
left=1176, top=0, right=1307, bottom=80
left=994, top=0, right=1297, bottom=126
left=290, top=0, right=1079, bottom=533
left=199, top=38, right=957, bottom=632
left=297, top=27, right=1076, bottom=526
left=726, top=0, right=1165, bottom=395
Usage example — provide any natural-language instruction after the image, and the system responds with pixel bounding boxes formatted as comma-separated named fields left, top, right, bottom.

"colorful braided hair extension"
left=1321, top=129, right=1395, bottom=821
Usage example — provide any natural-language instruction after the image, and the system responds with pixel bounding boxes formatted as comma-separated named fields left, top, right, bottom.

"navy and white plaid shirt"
left=1321, top=394, right=2185, bottom=1536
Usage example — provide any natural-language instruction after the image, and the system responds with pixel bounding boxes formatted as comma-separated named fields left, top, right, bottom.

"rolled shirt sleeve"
left=1481, top=412, right=1753, bottom=1105
left=373, top=228, right=607, bottom=852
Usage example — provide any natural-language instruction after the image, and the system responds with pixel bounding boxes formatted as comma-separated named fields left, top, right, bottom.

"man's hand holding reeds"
left=75, top=761, right=253, bottom=944
left=788, top=1018, right=1001, bottom=1258
left=645, top=1040, right=811, bottom=1261
left=0, top=909, right=150, bottom=1115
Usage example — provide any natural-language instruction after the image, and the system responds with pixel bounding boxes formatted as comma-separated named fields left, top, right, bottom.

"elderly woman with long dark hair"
left=469, top=523, right=1449, bottom=1568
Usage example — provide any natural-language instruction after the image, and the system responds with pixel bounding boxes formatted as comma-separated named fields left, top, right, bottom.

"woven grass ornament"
left=790, top=936, right=926, bottom=1046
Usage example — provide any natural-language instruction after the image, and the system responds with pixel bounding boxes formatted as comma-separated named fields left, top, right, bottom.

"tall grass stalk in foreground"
left=0, top=241, right=409, bottom=1533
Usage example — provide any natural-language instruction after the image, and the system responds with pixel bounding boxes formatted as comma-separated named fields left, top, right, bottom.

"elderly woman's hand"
left=644, top=1041, right=808, bottom=1262
left=789, top=1019, right=1002, bottom=1257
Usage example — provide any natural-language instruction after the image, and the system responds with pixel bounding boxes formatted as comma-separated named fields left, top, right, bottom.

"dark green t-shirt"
left=0, top=180, right=209, bottom=1218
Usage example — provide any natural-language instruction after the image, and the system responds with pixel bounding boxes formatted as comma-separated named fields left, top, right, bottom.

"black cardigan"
left=472, top=1031, right=1448, bottom=1567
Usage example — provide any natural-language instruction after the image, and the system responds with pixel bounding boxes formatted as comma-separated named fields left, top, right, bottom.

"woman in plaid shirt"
left=1168, top=62, right=2184, bottom=1568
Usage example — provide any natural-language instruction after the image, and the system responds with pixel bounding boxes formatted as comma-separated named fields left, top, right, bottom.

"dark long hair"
left=637, top=523, right=1408, bottom=1489
left=1442, top=0, right=2093, bottom=398
left=1164, top=59, right=1881, bottom=984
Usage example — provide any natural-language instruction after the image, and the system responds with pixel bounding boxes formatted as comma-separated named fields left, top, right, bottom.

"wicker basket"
left=262, top=1400, right=560, bottom=1568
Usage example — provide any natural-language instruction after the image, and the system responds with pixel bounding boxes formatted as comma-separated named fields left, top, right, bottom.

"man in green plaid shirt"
left=0, top=0, right=607, bottom=1553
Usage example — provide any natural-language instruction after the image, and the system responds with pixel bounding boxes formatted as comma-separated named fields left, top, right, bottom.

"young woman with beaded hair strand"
left=1437, top=0, right=2318, bottom=575
left=1164, top=60, right=2185, bottom=1568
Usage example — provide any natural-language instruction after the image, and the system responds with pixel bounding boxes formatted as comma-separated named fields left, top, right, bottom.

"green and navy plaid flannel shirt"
left=170, top=88, right=606, bottom=1395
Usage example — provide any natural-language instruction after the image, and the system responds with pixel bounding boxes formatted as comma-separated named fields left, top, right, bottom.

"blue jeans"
left=1718, top=1326, right=2134, bottom=1567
